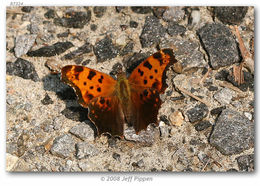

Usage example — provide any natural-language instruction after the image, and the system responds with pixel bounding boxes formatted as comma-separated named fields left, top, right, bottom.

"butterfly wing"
left=61, top=65, right=124, bottom=136
left=127, top=49, right=177, bottom=133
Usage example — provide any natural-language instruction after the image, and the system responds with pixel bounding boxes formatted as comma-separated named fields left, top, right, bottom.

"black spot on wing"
left=143, top=89, right=148, bottom=97
left=86, top=93, right=94, bottom=100
left=154, top=69, right=158, bottom=73
left=97, top=87, right=101, bottom=92
left=90, top=86, right=94, bottom=89
left=144, top=79, right=147, bottom=85
left=149, top=75, right=153, bottom=79
left=83, top=81, right=87, bottom=86
left=152, top=81, right=159, bottom=89
left=74, top=66, right=84, bottom=72
left=100, top=97, right=105, bottom=104
left=87, top=70, right=96, bottom=80
left=74, top=73, right=79, bottom=80
left=143, top=61, right=152, bottom=70
left=138, top=68, right=144, bottom=76
left=98, top=78, right=103, bottom=83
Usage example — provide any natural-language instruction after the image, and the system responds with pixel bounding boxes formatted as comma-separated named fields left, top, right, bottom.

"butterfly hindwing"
left=61, top=65, right=116, bottom=108
left=88, top=96, right=125, bottom=136
left=128, top=48, right=177, bottom=93
left=129, top=86, right=161, bottom=133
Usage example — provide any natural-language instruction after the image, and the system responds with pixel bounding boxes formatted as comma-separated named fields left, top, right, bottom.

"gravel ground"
left=6, top=6, right=254, bottom=172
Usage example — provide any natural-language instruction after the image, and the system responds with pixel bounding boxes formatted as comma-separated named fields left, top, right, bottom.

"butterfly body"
left=61, top=48, right=178, bottom=137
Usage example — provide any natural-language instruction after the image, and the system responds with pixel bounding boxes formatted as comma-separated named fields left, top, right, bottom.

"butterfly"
left=61, top=48, right=178, bottom=137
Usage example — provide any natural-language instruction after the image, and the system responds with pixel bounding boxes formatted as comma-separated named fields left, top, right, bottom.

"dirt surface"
left=6, top=6, right=254, bottom=172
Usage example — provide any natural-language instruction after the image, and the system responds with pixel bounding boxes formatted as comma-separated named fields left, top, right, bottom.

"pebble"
left=129, top=20, right=138, bottom=28
left=152, top=7, right=167, bottom=19
left=52, top=116, right=64, bottom=130
left=119, top=42, right=134, bottom=56
left=169, top=111, right=184, bottom=126
left=197, top=23, right=240, bottom=69
left=214, top=7, right=248, bottom=25
left=112, top=152, right=121, bottom=161
left=28, top=23, right=39, bottom=34
left=63, top=42, right=92, bottom=60
left=244, top=112, right=252, bottom=121
left=21, top=6, right=34, bottom=13
left=44, top=9, right=56, bottom=19
left=131, top=7, right=152, bottom=14
left=93, top=36, right=119, bottom=62
left=159, top=122, right=170, bottom=138
left=6, top=58, right=40, bottom=82
left=167, top=22, right=186, bottom=36
left=186, top=103, right=209, bottom=123
left=41, top=93, right=54, bottom=105
left=93, top=6, right=107, bottom=18
left=189, top=9, right=200, bottom=27
left=14, top=34, right=37, bottom=58
left=50, top=134, right=75, bottom=158
left=213, top=88, right=234, bottom=105
left=236, top=154, right=254, bottom=172
left=57, top=30, right=69, bottom=38
left=75, top=142, right=99, bottom=159
left=27, top=41, right=73, bottom=57
left=54, top=10, right=91, bottom=28
left=160, top=38, right=206, bottom=70
left=90, top=24, right=97, bottom=31
left=69, top=122, right=95, bottom=141
left=61, top=106, right=89, bottom=122
left=139, top=16, right=166, bottom=48
left=162, top=7, right=185, bottom=22
left=210, top=109, right=254, bottom=155
left=215, top=69, right=229, bottom=81
left=194, top=120, right=211, bottom=131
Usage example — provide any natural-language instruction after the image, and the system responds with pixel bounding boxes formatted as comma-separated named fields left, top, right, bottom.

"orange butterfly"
left=61, top=48, right=177, bottom=137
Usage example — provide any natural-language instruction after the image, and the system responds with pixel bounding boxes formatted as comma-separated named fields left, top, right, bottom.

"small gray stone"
left=75, top=142, right=99, bottom=159
left=14, top=34, right=37, bottom=58
left=186, top=104, right=208, bottom=123
left=52, top=116, right=64, bottom=130
left=236, top=154, right=254, bottom=172
left=213, top=88, right=234, bottom=105
left=210, top=109, right=254, bottom=155
left=163, top=7, right=185, bottom=22
left=139, top=16, right=166, bottom=48
left=194, top=120, right=211, bottom=131
left=214, top=7, right=248, bottom=25
left=197, top=23, right=240, bottom=69
left=50, top=134, right=75, bottom=158
left=69, top=122, right=94, bottom=141
left=93, top=36, right=119, bottom=62
left=167, top=22, right=186, bottom=36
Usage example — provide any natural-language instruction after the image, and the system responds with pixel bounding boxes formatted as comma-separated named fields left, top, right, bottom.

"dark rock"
left=129, top=20, right=138, bottom=28
left=112, top=152, right=121, bottom=161
left=214, top=7, right=248, bottom=25
left=61, top=107, right=89, bottom=122
left=197, top=23, right=240, bottom=69
left=115, top=6, right=125, bottom=13
left=75, top=142, right=99, bottom=159
left=82, top=60, right=91, bottom=66
left=44, top=9, right=56, bottom=19
left=159, top=115, right=170, bottom=125
left=123, top=52, right=150, bottom=75
left=194, top=120, right=211, bottom=131
left=50, top=134, right=75, bottom=158
left=54, top=10, right=91, bottom=28
left=41, top=93, right=54, bottom=105
left=131, top=7, right=152, bottom=14
left=167, top=22, right=186, bottom=36
left=93, top=6, right=107, bottom=18
left=208, top=85, right=218, bottom=91
left=90, top=24, right=97, bottom=31
left=63, top=42, right=92, bottom=60
left=119, top=42, right=134, bottom=56
left=27, top=41, right=73, bottom=57
left=21, top=6, right=34, bottom=13
left=14, top=34, right=37, bottom=57
left=108, top=137, right=117, bottom=148
left=6, top=58, right=40, bottom=82
left=210, top=109, right=254, bottom=155
left=69, top=122, right=94, bottom=141
left=236, top=154, right=254, bottom=172
left=93, top=36, right=119, bottom=62
left=140, top=16, right=166, bottom=48
left=227, top=71, right=254, bottom=92
left=186, top=103, right=209, bottom=123
left=109, top=63, right=123, bottom=77
left=215, top=69, right=230, bottom=81
left=152, top=7, right=167, bottom=19
left=74, top=56, right=84, bottom=64
left=57, top=30, right=69, bottom=38
left=210, top=106, right=226, bottom=116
